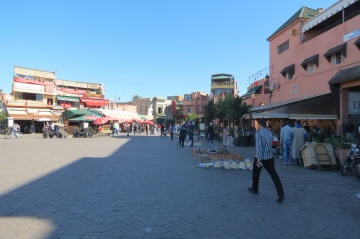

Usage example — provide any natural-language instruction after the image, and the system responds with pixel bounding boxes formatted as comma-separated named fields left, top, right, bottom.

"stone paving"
left=0, top=134, right=359, bottom=239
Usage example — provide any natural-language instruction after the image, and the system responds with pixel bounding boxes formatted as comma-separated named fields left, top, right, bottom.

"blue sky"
left=0, top=0, right=336, bottom=102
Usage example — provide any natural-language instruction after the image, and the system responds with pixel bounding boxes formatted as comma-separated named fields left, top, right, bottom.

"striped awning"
left=7, top=108, right=59, bottom=121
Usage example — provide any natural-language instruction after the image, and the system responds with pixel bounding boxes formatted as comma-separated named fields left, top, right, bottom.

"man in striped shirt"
left=248, top=119, right=285, bottom=203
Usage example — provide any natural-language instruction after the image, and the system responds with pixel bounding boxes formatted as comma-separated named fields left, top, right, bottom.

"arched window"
left=158, top=107, right=162, bottom=114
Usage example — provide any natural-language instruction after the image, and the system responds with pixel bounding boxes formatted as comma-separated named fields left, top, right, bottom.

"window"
left=196, top=106, right=201, bottom=113
left=277, top=40, right=289, bottom=54
left=324, top=43, right=346, bottom=63
left=215, top=89, right=222, bottom=94
left=16, top=92, right=37, bottom=101
left=184, top=94, right=192, bottom=101
left=331, top=52, right=342, bottom=64
left=285, top=72, right=293, bottom=80
left=280, top=64, right=295, bottom=80
left=158, top=107, right=162, bottom=114
left=224, top=89, right=234, bottom=95
left=306, top=63, right=317, bottom=72
left=187, top=107, right=192, bottom=113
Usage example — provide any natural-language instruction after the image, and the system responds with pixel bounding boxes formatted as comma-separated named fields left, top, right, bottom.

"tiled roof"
left=329, top=65, right=360, bottom=85
left=267, top=6, right=317, bottom=41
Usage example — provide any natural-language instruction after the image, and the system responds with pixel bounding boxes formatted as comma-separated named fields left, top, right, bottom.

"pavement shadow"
left=0, top=136, right=168, bottom=238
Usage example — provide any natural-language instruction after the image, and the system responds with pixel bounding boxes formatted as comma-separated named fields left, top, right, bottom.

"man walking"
left=248, top=119, right=285, bottom=203
left=280, top=120, right=293, bottom=165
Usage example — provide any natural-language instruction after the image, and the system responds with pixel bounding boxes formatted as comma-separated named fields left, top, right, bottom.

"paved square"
left=0, top=134, right=359, bottom=238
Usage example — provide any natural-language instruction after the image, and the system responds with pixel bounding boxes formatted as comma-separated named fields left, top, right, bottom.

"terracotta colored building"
left=244, top=0, right=360, bottom=137
left=183, top=92, right=209, bottom=116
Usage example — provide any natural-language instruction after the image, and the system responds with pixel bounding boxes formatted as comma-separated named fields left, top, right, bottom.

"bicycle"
left=3, top=127, right=12, bottom=139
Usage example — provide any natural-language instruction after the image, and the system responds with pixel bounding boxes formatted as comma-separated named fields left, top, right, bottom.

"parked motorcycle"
left=340, top=143, right=360, bottom=179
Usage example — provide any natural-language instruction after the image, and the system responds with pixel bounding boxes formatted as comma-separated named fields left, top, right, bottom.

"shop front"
left=329, top=64, right=360, bottom=139
left=248, top=93, right=337, bottom=135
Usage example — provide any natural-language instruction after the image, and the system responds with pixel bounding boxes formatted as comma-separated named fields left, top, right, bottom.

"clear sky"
left=0, top=0, right=336, bottom=102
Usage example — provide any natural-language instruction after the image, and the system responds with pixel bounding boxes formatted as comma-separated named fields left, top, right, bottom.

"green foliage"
left=206, top=95, right=250, bottom=126
left=0, top=111, right=6, bottom=125
left=203, top=99, right=216, bottom=124
left=228, top=127, right=235, bottom=137
left=131, top=95, right=142, bottom=101
left=185, top=113, right=201, bottom=122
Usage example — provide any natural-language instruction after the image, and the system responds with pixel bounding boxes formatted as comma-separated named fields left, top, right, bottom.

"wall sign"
left=290, top=84, right=300, bottom=94
left=343, top=28, right=360, bottom=42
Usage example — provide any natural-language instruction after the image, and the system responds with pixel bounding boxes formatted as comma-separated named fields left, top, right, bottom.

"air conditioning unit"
left=269, top=83, right=280, bottom=92
left=269, top=83, right=276, bottom=91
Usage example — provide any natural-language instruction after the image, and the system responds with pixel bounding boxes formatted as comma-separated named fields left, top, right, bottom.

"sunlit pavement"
left=0, top=134, right=359, bottom=238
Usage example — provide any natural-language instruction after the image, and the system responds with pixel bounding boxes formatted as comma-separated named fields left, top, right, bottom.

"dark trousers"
left=170, top=132, right=174, bottom=140
left=189, top=132, right=193, bottom=146
left=208, top=132, right=214, bottom=143
left=252, top=158, right=284, bottom=197
left=179, top=139, right=184, bottom=147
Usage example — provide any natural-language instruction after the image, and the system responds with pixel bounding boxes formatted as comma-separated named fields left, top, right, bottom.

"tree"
left=215, top=98, right=226, bottom=124
left=185, top=113, right=201, bottom=122
left=206, top=95, right=250, bottom=127
left=203, top=99, right=216, bottom=124
left=131, top=95, right=142, bottom=102
left=0, top=111, right=6, bottom=125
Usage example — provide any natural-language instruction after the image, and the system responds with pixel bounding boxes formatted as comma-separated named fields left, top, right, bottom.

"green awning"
left=64, top=109, right=103, bottom=120
left=57, top=95, right=80, bottom=102
left=242, top=85, right=263, bottom=97
left=68, top=115, right=92, bottom=122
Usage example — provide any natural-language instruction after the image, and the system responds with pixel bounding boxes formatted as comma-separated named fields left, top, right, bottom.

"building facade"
left=182, top=92, right=209, bottom=116
left=244, top=0, right=360, bottom=137
left=4, top=66, right=109, bottom=130
left=132, top=98, right=153, bottom=116
left=6, top=66, right=59, bottom=127
left=55, top=79, right=107, bottom=109
left=210, top=74, right=238, bottom=103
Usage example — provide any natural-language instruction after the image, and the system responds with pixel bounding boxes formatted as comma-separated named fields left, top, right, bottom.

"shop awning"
left=246, top=113, right=337, bottom=120
left=68, top=115, right=93, bottom=122
left=355, top=37, right=360, bottom=50
left=100, top=109, right=142, bottom=121
left=7, top=108, right=59, bottom=121
left=33, top=112, right=58, bottom=121
left=250, top=93, right=336, bottom=113
left=329, top=65, right=360, bottom=85
left=64, top=109, right=102, bottom=120
left=80, top=98, right=108, bottom=107
left=280, top=64, right=295, bottom=76
left=242, top=85, right=263, bottom=97
left=57, top=95, right=80, bottom=102
left=324, top=43, right=347, bottom=61
left=300, top=54, right=319, bottom=69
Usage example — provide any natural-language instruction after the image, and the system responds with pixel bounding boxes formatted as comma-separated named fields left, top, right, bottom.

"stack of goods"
left=191, top=148, right=253, bottom=170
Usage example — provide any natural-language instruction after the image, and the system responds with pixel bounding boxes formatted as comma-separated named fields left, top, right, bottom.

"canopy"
left=57, top=95, right=80, bottom=102
left=64, top=109, right=102, bottom=120
left=80, top=98, right=108, bottom=107
left=93, top=116, right=119, bottom=125
left=37, top=118, right=52, bottom=122
left=68, top=115, right=93, bottom=122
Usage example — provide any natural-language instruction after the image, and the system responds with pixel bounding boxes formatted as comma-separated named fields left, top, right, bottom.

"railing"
left=248, top=67, right=269, bottom=86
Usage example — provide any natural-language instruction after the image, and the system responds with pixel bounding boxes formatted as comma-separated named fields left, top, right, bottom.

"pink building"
left=183, top=92, right=209, bottom=116
left=244, top=0, right=360, bottom=137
